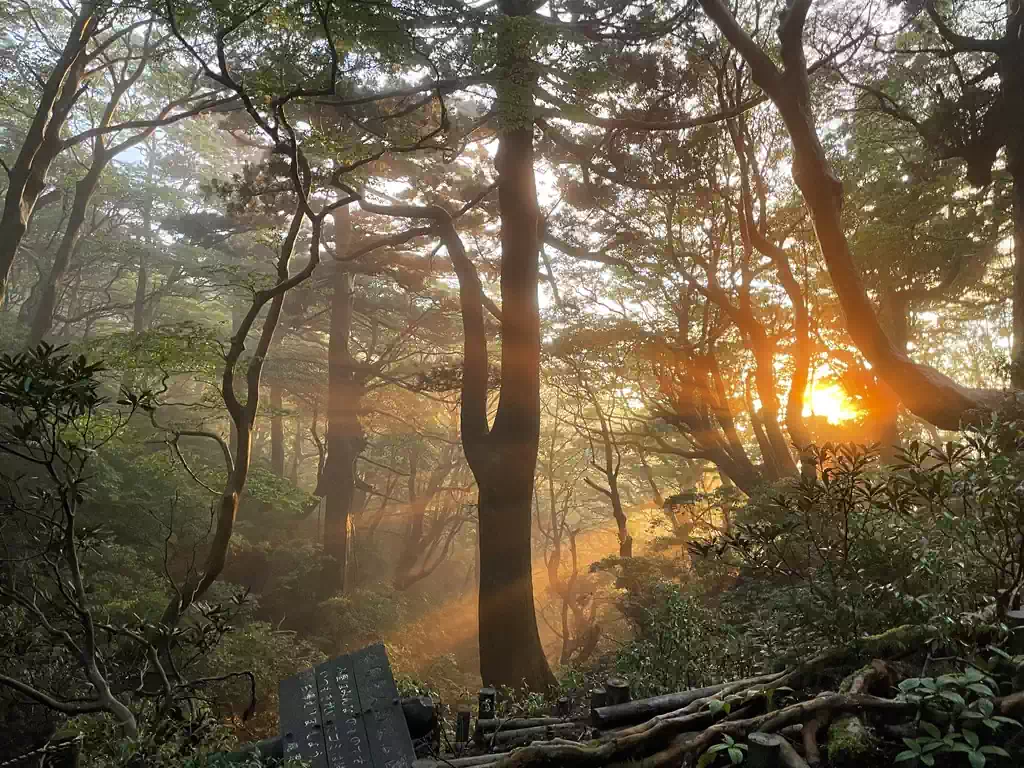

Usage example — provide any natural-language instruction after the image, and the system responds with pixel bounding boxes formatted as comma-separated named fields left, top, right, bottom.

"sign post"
left=279, top=643, right=415, bottom=768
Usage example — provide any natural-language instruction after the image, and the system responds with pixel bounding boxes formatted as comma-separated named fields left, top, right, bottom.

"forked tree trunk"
left=357, top=120, right=555, bottom=687
left=471, top=121, right=555, bottom=691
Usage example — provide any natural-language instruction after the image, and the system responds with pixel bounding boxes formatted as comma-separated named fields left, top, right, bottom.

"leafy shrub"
left=692, top=432, right=1024, bottom=668
left=613, top=573, right=753, bottom=696
left=896, top=647, right=1024, bottom=767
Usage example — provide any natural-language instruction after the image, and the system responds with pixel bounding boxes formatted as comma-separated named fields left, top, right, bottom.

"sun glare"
left=807, top=384, right=861, bottom=425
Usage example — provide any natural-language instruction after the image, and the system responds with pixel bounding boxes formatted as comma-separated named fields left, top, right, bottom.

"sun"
left=806, top=383, right=861, bottom=425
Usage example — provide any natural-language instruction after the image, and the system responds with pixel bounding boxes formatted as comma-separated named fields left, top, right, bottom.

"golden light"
left=806, top=383, right=861, bottom=425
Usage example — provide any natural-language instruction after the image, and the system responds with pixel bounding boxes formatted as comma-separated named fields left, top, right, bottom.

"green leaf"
left=967, top=684, right=994, bottom=697
left=979, top=746, right=1011, bottom=757
left=903, top=738, right=923, bottom=753
left=940, top=691, right=967, bottom=707
left=727, top=747, right=743, bottom=765
left=921, top=721, right=942, bottom=739
left=921, top=754, right=935, bottom=767
left=968, top=749, right=986, bottom=768
left=894, top=751, right=918, bottom=763
left=962, top=729, right=979, bottom=749
left=697, top=750, right=717, bottom=768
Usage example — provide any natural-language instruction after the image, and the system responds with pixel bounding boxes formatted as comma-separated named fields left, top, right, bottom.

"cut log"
left=456, top=705, right=472, bottom=745
left=476, top=717, right=566, bottom=733
left=555, top=695, right=571, bottom=717
left=479, top=687, right=497, bottom=720
left=414, top=755, right=502, bottom=768
left=605, top=677, right=631, bottom=705
left=590, top=687, right=607, bottom=715
left=491, top=722, right=580, bottom=746
left=591, top=673, right=784, bottom=729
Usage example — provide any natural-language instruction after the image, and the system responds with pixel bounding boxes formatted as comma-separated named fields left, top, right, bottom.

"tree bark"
left=1000, top=1, right=1024, bottom=388
left=1010, top=157, right=1024, bottom=388
left=469, top=119, right=556, bottom=690
left=0, top=5, right=97, bottom=301
left=320, top=205, right=362, bottom=597
left=28, top=160, right=104, bottom=344
left=289, top=414, right=303, bottom=484
left=357, top=133, right=555, bottom=687
left=270, top=384, right=285, bottom=476
left=134, top=137, right=157, bottom=336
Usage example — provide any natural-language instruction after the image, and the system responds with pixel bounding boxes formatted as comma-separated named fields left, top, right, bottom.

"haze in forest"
left=2, top=0, right=1024, bottom=766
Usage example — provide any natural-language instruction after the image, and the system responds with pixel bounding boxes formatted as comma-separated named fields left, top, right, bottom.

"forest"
left=1, top=0, right=1023, bottom=765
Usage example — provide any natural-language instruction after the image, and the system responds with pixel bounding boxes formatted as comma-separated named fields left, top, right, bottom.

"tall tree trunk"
left=134, top=137, right=157, bottom=336
left=289, top=415, right=303, bottom=484
left=28, top=160, right=104, bottom=344
left=0, top=6, right=96, bottom=301
left=1003, top=5, right=1024, bottom=389
left=473, top=120, right=555, bottom=691
left=320, top=205, right=362, bottom=597
left=156, top=199, right=313, bottom=636
left=1010, top=162, right=1024, bottom=389
left=270, top=384, right=285, bottom=476
left=357, top=126, right=554, bottom=686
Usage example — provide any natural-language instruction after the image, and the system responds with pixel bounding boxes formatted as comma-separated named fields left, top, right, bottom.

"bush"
left=693, top=430, right=1024, bottom=669
left=613, top=571, right=754, bottom=697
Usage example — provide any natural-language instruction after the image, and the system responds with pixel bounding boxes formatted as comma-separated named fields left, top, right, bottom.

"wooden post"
left=555, top=695, right=571, bottom=717
left=455, top=705, right=472, bottom=747
left=478, top=687, right=496, bottom=720
left=605, top=677, right=630, bottom=706
left=590, top=687, right=607, bottom=713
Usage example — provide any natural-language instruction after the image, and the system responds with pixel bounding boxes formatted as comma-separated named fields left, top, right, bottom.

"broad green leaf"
left=979, top=746, right=1011, bottom=757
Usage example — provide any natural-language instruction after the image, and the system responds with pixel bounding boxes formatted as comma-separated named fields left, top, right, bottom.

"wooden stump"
left=478, top=687, right=496, bottom=720
left=455, top=705, right=472, bottom=746
left=554, top=696, right=571, bottom=717
left=605, top=677, right=631, bottom=706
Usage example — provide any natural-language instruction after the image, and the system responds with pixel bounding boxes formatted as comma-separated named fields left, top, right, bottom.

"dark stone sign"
left=279, top=643, right=415, bottom=768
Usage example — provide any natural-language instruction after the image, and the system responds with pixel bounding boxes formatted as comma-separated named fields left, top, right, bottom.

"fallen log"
left=414, top=755, right=503, bottom=768
left=591, top=672, right=784, bottom=729
left=491, top=722, right=581, bottom=746
left=476, top=717, right=567, bottom=733
left=484, top=693, right=916, bottom=768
